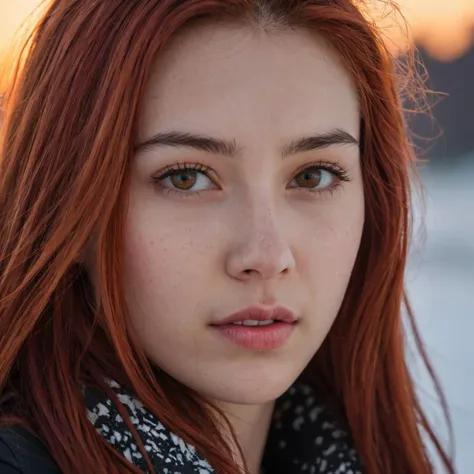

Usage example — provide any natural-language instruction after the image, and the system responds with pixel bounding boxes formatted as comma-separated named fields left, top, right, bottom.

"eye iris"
left=170, top=170, right=197, bottom=190
left=295, top=169, right=322, bottom=188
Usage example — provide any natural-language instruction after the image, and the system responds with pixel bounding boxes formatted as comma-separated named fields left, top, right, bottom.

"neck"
left=216, top=400, right=275, bottom=474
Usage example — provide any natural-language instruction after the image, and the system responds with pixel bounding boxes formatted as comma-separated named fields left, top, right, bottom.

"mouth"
left=210, top=305, right=298, bottom=351
left=212, top=305, right=297, bottom=326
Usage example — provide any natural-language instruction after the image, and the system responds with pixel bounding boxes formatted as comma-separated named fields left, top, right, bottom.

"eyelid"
left=152, top=159, right=352, bottom=198
left=153, top=162, right=215, bottom=179
left=153, top=160, right=350, bottom=181
left=151, top=162, right=220, bottom=198
left=290, top=160, right=352, bottom=183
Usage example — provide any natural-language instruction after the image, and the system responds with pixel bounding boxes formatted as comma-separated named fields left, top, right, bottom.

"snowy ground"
left=406, top=156, right=474, bottom=473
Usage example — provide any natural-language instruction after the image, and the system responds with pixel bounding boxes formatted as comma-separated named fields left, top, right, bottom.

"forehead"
left=137, top=23, right=359, bottom=145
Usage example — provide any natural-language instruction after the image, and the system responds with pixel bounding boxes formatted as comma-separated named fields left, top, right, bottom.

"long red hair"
left=0, top=1, right=455, bottom=473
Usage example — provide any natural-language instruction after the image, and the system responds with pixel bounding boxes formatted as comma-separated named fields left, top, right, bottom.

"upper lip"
left=212, top=305, right=297, bottom=326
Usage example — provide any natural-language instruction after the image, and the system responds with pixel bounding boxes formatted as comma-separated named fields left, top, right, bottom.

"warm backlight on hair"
left=385, top=0, right=474, bottom=61
left=0, top=0, right=473, bottom=88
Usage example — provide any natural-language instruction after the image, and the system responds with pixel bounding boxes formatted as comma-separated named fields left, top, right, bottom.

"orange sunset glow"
left=0, top=0, right=473, bottom=85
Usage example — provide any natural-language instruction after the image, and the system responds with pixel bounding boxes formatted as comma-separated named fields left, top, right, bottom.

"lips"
left=210, top=305, right=297, bottom=351
left=212, top=305, right=297, bottom=326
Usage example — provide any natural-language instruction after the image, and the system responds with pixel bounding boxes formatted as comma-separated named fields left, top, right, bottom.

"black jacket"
left=0, top=425, right=61, bottom=474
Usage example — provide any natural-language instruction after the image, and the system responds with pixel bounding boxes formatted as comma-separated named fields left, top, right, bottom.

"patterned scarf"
left=84, top=379, right=363, bottom=474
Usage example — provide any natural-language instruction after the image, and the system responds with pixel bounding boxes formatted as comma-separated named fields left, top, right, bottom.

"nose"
left=225, top=205, right=296, bottom=282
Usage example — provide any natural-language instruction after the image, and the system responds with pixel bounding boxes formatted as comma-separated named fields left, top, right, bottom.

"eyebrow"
left=135, top=128, right=359, bottom=159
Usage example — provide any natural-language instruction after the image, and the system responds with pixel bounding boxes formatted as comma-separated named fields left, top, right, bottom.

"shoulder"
left=0, top=425, right=61, bottom=474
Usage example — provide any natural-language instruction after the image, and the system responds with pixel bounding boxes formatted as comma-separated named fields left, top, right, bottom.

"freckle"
left=150, top=240, right=154, bottom=246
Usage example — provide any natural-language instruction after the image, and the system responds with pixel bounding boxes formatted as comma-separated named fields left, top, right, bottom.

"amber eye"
left=169, top=170, right=198, bottom=190
left=156, top=167, right=215, bottom=192
left=294, top=168, right=323, bottom=188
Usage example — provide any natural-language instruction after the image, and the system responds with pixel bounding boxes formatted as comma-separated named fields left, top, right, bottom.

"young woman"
left=0, top=0, right=456, bottom=473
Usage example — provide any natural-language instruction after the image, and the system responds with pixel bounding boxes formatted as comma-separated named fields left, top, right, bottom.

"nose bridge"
left=226, top=192, right=295, bottom=280
left=241, top=187, right=282, bottom=242
left=250, top=199, right=282, bottom=245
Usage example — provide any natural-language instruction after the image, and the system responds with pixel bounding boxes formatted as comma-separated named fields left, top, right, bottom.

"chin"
left=196, top=369, right=301, bottom=406
left=160, top=350, right=314, bottom=406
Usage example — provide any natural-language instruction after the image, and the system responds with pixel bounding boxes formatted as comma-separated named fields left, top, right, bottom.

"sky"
left=0, top=0, right=473, bottom=66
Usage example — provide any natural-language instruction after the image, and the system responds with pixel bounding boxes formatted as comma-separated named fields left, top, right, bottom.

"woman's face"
left=119, top=24, right=363, bottom=404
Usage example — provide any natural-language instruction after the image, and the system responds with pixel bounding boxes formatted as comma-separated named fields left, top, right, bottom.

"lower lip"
left=211, top=322, right=296, bottom=351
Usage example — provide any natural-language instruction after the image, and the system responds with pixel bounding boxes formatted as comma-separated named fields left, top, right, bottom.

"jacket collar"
left=84, top=379, right=363, bottom=473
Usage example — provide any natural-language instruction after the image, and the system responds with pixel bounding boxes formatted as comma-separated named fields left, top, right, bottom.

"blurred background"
left=0, top=1, right=472, bottom=472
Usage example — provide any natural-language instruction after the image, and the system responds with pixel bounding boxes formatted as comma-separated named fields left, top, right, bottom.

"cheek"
left=121, top=236, right=190, bottom=350
left=123, top=233, right=186, bottom=309
left=121, top=210, right=215, bottom=326
left=299, top=202, right=364, bottom=306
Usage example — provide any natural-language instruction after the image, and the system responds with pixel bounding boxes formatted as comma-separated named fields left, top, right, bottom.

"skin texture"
left=88, top=23, right=364, bottom=472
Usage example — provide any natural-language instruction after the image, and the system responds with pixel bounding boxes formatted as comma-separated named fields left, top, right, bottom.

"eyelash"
left=151, top=160, right=352, bottom=199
